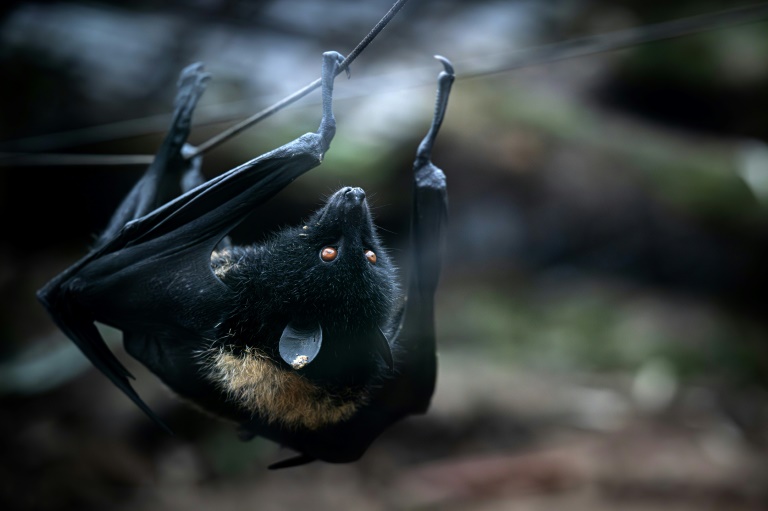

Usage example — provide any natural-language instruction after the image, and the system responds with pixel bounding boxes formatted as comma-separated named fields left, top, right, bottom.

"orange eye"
left=365, top=249, right=377, bottom=264
left=320, top=246, right=338, bottom=262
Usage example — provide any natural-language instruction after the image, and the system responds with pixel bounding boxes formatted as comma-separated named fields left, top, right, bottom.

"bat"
left=37, top=50, right=454, bottom=469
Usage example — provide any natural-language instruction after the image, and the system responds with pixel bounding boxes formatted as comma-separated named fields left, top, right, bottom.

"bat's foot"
left=322, top=50, right=346, bottom=81
left=172, top=62, right=211, bottom=141
left=177, top=62, right=209, bottom=92
left=317, top=51, right=346, bottom=150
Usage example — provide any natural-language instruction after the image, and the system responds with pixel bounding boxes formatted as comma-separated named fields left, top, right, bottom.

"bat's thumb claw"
left=268, top=454, right=317, bottom=470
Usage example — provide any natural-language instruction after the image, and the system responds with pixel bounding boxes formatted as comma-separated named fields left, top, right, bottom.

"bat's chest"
left=203, top=346, right=368, bottom=430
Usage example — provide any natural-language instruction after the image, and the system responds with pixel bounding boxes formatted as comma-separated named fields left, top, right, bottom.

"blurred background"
left=2, top=0, right=768, bottom=509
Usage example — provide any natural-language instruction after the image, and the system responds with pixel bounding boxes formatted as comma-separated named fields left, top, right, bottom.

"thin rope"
left=462, top=1, right=768, bottom=81
left=187, top=0, right=411, bottom=159
left=3, top=1, right=768, bottom=164
left=0, top=153, right=155, bottom=166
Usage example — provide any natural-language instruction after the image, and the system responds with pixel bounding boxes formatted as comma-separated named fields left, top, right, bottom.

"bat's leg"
left=97, top=63, right=210, bottom=248
left=318, top=51, right=345, bottom=150
left=226, top=51, right=343, bottom=280
left=394, top=56, right=455, bottom=414
left=412, top=55, right=453, bottom=287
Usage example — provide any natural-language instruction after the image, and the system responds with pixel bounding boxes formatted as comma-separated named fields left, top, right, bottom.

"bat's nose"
left=343, top=187, right=366, bottom=204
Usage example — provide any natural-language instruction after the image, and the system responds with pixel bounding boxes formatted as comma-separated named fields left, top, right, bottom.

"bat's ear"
left=279, top=321, right=323, bottom=369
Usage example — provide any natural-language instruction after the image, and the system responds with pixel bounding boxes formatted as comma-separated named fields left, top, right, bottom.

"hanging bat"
left=37, top=50, right=454, bottom=469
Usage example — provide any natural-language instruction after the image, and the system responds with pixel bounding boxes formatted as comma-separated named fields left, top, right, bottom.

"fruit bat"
left=37, top=50, right=454, bottom=469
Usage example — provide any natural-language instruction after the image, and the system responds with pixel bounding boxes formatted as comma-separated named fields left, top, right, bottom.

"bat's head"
left=258, top=186, right=400, bottom=384
left=294, top=186, right=399, bottom=327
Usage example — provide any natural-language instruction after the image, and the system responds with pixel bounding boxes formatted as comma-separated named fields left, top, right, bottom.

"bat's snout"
left=343, top=186, right=366, bottom=204
left=314, top=186, right=371, bottom=229
left=333, top=186, right=368, bottom=217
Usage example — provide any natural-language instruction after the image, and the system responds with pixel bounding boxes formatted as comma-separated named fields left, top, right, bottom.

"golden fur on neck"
left=204, top=346, right=365, bottom=430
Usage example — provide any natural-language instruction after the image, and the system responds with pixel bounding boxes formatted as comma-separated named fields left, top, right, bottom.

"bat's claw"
left=177, top=61, right=211, bottom=90
left=174, top=62, right=212, bottom=125
left=322, top=50, right=347, bottom=77
left=433, top=55, right=454, bottom=76
left=324, top=50, right=351, bottom=79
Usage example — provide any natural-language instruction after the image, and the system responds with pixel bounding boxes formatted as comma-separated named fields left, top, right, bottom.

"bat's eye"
left=320, top=246, right=338, bottom=262
left=365, top=249, right=377, bottom=264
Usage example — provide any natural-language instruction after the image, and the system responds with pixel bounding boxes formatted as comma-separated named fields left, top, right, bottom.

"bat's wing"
left=267, top=57, right=455, bottom=469
left=37, top=52, right=346, bottom=430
